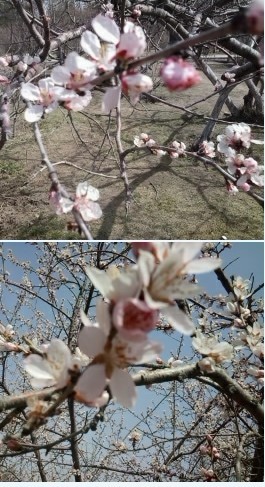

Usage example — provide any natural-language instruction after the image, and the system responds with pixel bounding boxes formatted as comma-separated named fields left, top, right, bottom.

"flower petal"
left=137, top=251, right=156, bottom=287
left=24, top=355, right=55, bottom=388
left=76, top=182, right=99, bottom=201
left=171, top=242, right=202, bottom=264
left=51, top=66, right=70, bottom=85
left=162, top=306, right=195, bottom=335
left=96, top=299, right=111, bottom=336
left=92, top=14, right=120, bottom=44
left=21, top=82, right=40, bottom=101
left=102, top=86, right=121, bottom=113
left=75, top=364, right=106, bottom=401
left=81, top=30, right=101, bottom=60
left=78, top=325, right=106, bottom=357
left=110, top=368, right=137, bottom=407
left=24, top=105, right=43, bottom=123
left=85, top=266, right=113, bottom=298
left=79, top=202, right=102, bottom=222
left=184, top=257, right=222, bottom=274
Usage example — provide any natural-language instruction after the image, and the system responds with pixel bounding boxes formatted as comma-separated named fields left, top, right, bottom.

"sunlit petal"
left=75, top=364, right=106, bottom=401
left=110, top=368, right=137, bottom=407
left=92, top=14, right=120, bottom=44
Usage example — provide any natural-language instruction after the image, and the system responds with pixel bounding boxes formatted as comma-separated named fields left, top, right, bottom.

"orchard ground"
left=0, top=64, right=263, bottom=240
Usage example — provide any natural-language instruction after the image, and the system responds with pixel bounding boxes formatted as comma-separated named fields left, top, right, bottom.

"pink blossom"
left=217, top=123, right=252, bottom=153
left=74, top=315, right=162, bottom=407
left=137, top=243, right=221, bottom=334
left=224, top=71, right=235, bottom=83
left=160, top=57, right=201, bottom=91
left=133, top=135, right=166, bottom=156
left=225, top=151, right=263, bottom=191
left=21, top=78, right=59, bottom=122
left=81, top=15, right=118, bottom=71
left=240, top=157, right=258, bottom=174
left=0, top=339, right=19, bottom=352
left=132, top=8, right=142, bottom=18
left=50, top=181, right=102, bottom=223
left=145, top=138, right=166, bottom=156
left=23, top=54, right=41, bottom=66
left=122, top=71, right=153, bottom=104
left=116, top=22, right=146, bottom=60
left=246, top=0, right=264, bottom=34
left=201, top=468, right=215, bottom=480
left=131, top=242, right=158, bottom=256
left=226, top=180, right=239, bottom=195
left=169, top=141, right=186, bottom=158
left=237, top=179, right=251, bottom=192
left=51, top=52, right=96, bottom=91
left=0, top=75, right=9, bottom=85
left=23, top=339, right=74, bottom=389
left=0, top=323, right=15, bottom=339
left=81, top=14, right=146, bottom=66
left=198, top=357, right=216, bottom=372
left=17, top=61, right=28, bottom=73
left=192, top=330, right=233, bottom=363
left=199, top=140, right=215, bottom=158
left=54, top=87, right=92, bottom=111
left=133, top=133, right=150, bottom=147
left=225, top=149, right=246, bottom=174
left=199, top=445, right=209, bottom=455
left=212, top=447, right=221, bottom=459
left=112, top=298, right=159, bottom=340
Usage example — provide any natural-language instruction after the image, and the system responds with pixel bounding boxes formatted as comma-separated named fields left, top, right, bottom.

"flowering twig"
left=31, top=116, right=94, bottom=239
left=133, top=364, right=264, bottom=424
left=189, top=152, right=264, bottom=207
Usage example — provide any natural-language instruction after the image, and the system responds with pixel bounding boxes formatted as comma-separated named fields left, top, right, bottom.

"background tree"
left=0, top=241, right=263, bottom=482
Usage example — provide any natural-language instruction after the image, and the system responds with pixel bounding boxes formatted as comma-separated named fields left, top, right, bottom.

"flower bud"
left=161, top=57, right=201, bottom=91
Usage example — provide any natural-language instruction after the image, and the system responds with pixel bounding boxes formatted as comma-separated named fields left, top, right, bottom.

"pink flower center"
left=113, top=298, right=159, bottom=333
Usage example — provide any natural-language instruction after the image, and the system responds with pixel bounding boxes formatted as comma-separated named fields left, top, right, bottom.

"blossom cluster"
left=134, top=133, right=186, bottom=158
left=49, top=181, right=102, bottom=224
left=234, top=321, right=264, bottom=362
left=133, top=124, right=263, bottom=196
left=19, top=14, right=154, bottom=122
left=23, top=242, right=221, bottom=408
left=18, top=11, right=202, bottom=122
left=199, top=435, right=221, bottom=460
left=225, top=275, right=264, bottom=384
left=216, top=122, right=264, bottom=193
left=192, top=330, right=233, bottom=372
left=0, top=323, right=18, bottom=352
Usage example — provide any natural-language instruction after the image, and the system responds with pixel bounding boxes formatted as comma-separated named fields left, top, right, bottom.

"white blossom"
left=192, top=331, right=233, bottom=364
left=75, top=312, right=162, bottom=407
left=137, top=243, right=221, bottom=335
left=24, top=339, right=74, bottom=389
